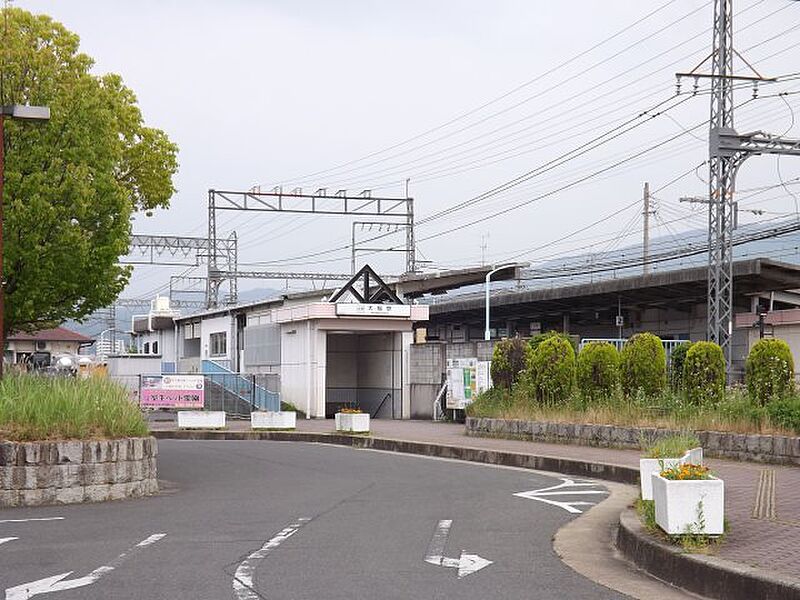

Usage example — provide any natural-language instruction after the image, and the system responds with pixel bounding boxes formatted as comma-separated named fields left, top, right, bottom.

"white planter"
left=335, top=412, right=370, bottom=433
left=251, top=411, right=296, bottom=430
left=639, top=447, right=704, bottom=501
left=652, top=473, right=724, bottom=535
left=639, top=457, right=683, bottom=501
left=177, top=410, right=226, bottom=429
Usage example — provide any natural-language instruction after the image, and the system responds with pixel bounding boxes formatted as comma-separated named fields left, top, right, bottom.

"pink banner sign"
left=140, top=375, right=204, bottom=409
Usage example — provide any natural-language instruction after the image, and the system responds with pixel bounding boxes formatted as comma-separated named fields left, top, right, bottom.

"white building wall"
left=201, top=315, right=233, bottom=365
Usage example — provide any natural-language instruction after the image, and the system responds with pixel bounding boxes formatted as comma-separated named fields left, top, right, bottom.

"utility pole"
left=676, top=0, right=800, bottom=373
left=642, top=182, right=651, bottom=275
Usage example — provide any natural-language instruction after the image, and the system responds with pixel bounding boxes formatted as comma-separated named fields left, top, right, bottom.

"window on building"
left=143, top=342, right=150, bottom=354
left=35, top=340, right=47, bottom=351
left=152, top=341, right=159, bottom=354
left=210, top=332, right=227, bottom=357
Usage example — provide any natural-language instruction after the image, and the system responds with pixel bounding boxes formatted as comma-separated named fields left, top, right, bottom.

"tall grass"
left=0, top=375, right=148, bottom=442
left=466, top=385, right=799, bottom=436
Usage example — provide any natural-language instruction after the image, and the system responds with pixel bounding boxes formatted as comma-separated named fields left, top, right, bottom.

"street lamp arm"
left=484, top=263, right=519, bottom=342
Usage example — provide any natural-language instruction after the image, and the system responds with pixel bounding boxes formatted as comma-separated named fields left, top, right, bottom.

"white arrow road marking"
left=0, top=518, right=63, bottom=524
left=514, top=478, right=609, bottom=514
left=233, top=518, right=310, bottom=600
left=4, top=533, right=166, bottom=600
left=424, top=519, right=492, bottom=578
left=0, top=538, right=18, bottom=547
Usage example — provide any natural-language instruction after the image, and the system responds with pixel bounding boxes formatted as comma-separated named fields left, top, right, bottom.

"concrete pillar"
left=562, top=313, right=570, bottom=334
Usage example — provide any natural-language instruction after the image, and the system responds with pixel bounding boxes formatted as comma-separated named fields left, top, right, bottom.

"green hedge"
left=528, top=335, right=576, bottom=404
left=490, top=337, right=532, bottom=390
left=669, top=342, right=692, bottom=389
left=576, top=341, right=620, bottom=400
left=766, top=396, right=800, bottom=433
left=683, top=341, right=725, bottom=405
left=529, top=331, right=578, bottom=356
left=620, top=332, right=666, bottom=398
left=746, top=338, right=795, bottom=404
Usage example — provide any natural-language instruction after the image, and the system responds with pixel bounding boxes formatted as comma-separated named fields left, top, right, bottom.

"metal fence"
left=113, top=372, right=280, bottom=418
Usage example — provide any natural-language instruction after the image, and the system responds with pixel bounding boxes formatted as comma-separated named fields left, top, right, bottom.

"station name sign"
left=335, top=303, right=411, bottom=318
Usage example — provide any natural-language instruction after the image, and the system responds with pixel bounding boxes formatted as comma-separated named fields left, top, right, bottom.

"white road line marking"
left=0, top=538, right=18, bottom=546
left=424, top=519, right=452, bottom=566
left=424, top=519, right=492, bottom=578
left=0, top=518, right=64, bottom=524
left=233, top=518, right=310, bottom=600
left=514, top=478, right=609, bottom=514
left=4, top=533, right=166, bottom=600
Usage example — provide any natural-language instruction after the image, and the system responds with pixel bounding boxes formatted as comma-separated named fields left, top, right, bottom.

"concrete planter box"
left=0, top=437, right=158, bottom=507
left=335, top=412, right=370, bottom=433
left=177, top=410, right=226, bottom=429
left=251, top=411, right=296, bottom=430
left=639, top=447, right=703, bottom=500
left=653, top=473, right=724, bottom=535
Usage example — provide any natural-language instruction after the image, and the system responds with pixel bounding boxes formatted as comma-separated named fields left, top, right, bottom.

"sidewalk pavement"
left=150, top=417, right=800, bottom=584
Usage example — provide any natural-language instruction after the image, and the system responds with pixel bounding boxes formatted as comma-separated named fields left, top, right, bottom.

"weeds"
left=0, top=375, right=148, bottom=441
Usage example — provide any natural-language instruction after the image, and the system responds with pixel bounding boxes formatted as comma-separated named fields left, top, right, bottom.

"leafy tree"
left=683, top=341, right=725, bottom=405
left=746, top=338, right=795, bottom=404
left=668, top=341, right=692, bottom=390
left=577, top=341, right=620, bottom=401
left=620, top=332, right=666, bottom=398
left=0, top=8, right=178, bottom=333
left=490, top=337, right=531, bottom=390
left=529, top=330, right=578, bottom=356
left=528, top=335, right=576, bottom=404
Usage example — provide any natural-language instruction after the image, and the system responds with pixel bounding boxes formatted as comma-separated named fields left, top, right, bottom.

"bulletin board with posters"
left=446, top=358, right=478, bottom=410
left=140, top=374, right=205, bottom=409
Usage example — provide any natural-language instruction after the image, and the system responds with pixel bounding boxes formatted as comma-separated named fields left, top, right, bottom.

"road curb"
left=151, top=429, right=639, bottom=484
left=616, top=508, right=800, bottom=600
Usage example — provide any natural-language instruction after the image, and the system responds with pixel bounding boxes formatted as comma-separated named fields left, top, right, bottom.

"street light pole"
left=484, top=264, right=517, bottom=341
left=0, top=105, right=51, bottom=378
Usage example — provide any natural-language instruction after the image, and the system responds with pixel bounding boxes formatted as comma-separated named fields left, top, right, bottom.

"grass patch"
left=0, top=375, right=148, bottom=442
left=467, top=385, right=799, bottom=436
left=642, top=433, right=701, bottom=458
left=635, top=498, right=726, bottom=553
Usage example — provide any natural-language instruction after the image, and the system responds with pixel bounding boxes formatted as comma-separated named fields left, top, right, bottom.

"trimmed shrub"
left=529, top=331, right=579, bottom=357
left=669, top=342, right=692, bottom=389
left=528, top=335, right=576, bottom=404
left=576, top=341, right=620, bottom=400
left=683, top=341, right=725, bottom=405
left=490, top=337, right=532, bottom=390
left=620, top=332, right=666, bottom=398
left=745, top=338, right=795, bottom=404
left=766, top=396, right=800, bottom=433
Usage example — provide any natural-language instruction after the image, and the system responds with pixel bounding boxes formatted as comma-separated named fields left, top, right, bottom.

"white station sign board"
left=335, top=303, right=411, bottom=317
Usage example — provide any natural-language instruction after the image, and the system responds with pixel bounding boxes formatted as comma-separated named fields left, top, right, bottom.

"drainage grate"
left=752, top=469, right=777, bottom=520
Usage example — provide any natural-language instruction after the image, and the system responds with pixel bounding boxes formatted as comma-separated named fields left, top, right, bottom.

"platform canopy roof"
left=427, top=258, right=800, bottom=324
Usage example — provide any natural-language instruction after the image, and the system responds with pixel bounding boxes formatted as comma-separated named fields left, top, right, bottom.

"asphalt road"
left=1, top=440, right=628, bottom=599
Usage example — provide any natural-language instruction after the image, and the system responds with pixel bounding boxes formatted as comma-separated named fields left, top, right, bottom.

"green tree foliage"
left=745, top=338, right=795, bottom=404
left=620, top=332, right=666, bottom=398
left=490, top=337, right=531, bottom=390
left=0, top=8, right=178, bottom=333
left=529, top=330, right=579, bottom=356
left=683, top=341, right=725, bottom=405
left=669, top=341, right=692, bottom=389
left=576, top=341, right=620, bottom=400
left=528, top=335, right=576, bottom=404
left=766, top=396, right=800, bottom=433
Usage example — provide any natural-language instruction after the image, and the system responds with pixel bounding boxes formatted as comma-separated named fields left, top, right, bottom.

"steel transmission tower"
left=678, top=0, right=800, bottom=371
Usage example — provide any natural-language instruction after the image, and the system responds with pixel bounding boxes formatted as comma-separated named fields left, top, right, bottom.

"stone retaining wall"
left=465, top=417, right=800, bottom=465
left=0, top=437, right=158, bottom=507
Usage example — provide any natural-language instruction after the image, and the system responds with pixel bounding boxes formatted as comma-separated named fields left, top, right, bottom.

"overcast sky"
left=18, top=0, right=800, bottom=301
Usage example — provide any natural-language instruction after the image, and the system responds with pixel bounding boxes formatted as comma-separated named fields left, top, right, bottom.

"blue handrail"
left=201, top=360, right=280, bottom=412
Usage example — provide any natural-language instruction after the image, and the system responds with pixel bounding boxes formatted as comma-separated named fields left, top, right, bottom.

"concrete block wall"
left=466, top=417, right=800, bottom=466
left=0, top=437, right=159, bottom=507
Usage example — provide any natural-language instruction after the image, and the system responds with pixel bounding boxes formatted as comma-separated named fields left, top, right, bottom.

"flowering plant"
left=338, top=407, right=363, bottom=414
left=659, top=463, right=712, bottom=481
